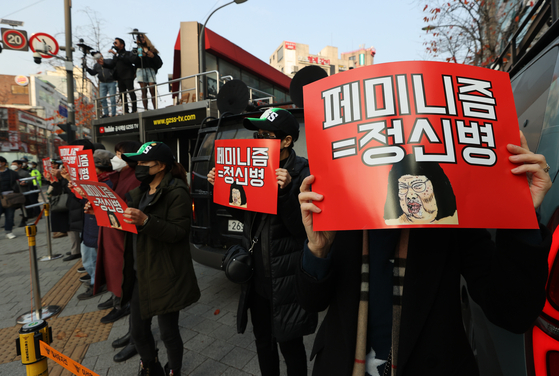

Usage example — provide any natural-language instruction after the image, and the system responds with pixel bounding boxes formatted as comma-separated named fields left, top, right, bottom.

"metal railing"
left=94, top=70, right=220, bottom=118
left=93, top=70, right=277, bottom=118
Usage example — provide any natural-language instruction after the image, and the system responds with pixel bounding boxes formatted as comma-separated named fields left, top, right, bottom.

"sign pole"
left=64, top=0, right=75, bottom=143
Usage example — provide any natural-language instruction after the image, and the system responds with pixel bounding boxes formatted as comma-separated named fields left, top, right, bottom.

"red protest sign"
left=58, top=145, right=83, bottom=182
left=76, top=150, right=98, bottom=182
left=303, top=61, right=537, bottom=231
left=214, top=139, right=280, bottom=214
left=42, top=158, right=56, bottom=182
left=74, top=180, right=137, bottom=233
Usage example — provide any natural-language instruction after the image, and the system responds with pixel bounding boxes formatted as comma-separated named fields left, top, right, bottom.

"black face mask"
left=135, top=165, right=156, bottom=184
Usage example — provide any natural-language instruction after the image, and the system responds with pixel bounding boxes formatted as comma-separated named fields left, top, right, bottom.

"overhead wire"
left=1, top=0, right=48, bottom=19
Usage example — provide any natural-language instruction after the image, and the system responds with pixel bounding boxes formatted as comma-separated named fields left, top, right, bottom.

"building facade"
left=269, top=41, right=376, bottom=78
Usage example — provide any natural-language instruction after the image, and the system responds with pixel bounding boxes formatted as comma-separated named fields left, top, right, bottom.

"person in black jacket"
left=208, top=108, right=317, bottom=376
left=134, top=34, right=162, bottom=110
left=295, top=132, right=553, bottom=376
left=0, top=156, right=21, bottom=239
left=86, top=53, right=116, bottom=118
left=105, top=38, right=137, bottom=114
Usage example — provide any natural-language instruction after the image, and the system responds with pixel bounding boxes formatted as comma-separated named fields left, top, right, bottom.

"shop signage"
left=285, top=41, right=296, bottom=50
left=96, top=122, right=139, bottom=136
left=144, top=108, right=206, bottom=131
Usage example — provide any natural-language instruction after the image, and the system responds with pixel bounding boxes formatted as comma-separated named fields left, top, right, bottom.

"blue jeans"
left=0, top=205, right=16, bottom=233
left=80, top=242, right=97, bottom=285
left=100, top=81, right=117, bottom=116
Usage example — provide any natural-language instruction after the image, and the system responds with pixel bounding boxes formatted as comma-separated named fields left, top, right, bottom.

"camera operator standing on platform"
left=104, top=38, right=137, bottom=114
left=86, top=53, right=117, bottom=118
left=134, top=34, right=162, bottom=111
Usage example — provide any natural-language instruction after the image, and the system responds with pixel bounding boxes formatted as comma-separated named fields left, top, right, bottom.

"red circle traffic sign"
left=2, top=29, right=27, bottom=50
left=29, top=32, right=59, bottom=58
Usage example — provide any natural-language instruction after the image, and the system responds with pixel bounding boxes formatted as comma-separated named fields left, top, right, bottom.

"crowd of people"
left=0, top=106, right=554, bottom=376
left=85, top=33, right=163, bottom=117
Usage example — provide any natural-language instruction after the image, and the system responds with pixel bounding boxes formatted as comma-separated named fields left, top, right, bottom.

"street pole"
left=64, top=0, right=75, bottom=143
left=198, top=0, right=247, bottom=101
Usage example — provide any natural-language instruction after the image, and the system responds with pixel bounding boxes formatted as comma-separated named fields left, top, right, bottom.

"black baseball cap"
left=243, top=108, right=299, bottom=141
left=122, top=141, right=175, bottom=165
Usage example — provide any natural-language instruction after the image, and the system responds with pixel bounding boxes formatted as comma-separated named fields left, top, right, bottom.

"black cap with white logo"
left=243, top=108, right=299, bottom=140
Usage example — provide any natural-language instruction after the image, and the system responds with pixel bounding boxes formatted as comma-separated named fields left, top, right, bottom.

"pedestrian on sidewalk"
left=121, top=141, right=200, bottom=376
left=0, top=156, right=21, bottom=239
left=77, top=149, right=115, bottom=300
left=11, top=160, right=31, bottom=227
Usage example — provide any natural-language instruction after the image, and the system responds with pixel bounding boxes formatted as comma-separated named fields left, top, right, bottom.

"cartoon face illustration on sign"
left=229, top=183, right=247, bottom=208
left=384, top=154, right=458, bottom=225
left=107, top=211, right=123, bottom=230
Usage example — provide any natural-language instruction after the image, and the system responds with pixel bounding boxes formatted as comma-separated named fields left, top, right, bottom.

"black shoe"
left=79, top=274, right=91, bottom=283
left=77, top=267, right=86, bottom=273
left=164, top=363, right=180, bottom=376
left=112, top=331, right=130, bottom=349
left=77, top=286, right=95, bottom=300
left=113, top=343, right=138, bottom=362
left=98, top=296, right=113, bottom=310
left=66, top=252, right=71, bottom=255
left=18, top=221, right=26, bottom=228
left=63, top=254, right=81, bottom=262
left=100, top=305, right=129, bottom=324
left=138, top=358, right=164, bottom=376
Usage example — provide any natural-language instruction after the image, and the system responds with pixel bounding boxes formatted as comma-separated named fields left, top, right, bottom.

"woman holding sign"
left=120, top=141, right=200, bottom=376
left=208, top=108, right=317, bottom=376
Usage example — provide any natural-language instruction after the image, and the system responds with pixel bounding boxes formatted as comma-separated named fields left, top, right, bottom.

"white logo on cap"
left=143, top=146, right=152, bottom=154
left=267, top=112, right=278, bottom=122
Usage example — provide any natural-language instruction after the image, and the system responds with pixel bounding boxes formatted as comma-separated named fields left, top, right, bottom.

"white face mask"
left=110, top=156, right=127, bottom=172
left=10, top=165, right=18, bottom=171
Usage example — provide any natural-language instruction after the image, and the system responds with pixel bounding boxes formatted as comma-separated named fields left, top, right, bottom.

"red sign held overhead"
left=213, top=139, right=281, bottom=215
left=303, top=61, right=538, bottom=231
left=1, top=28, right=28, bottom=51
left=29, top=32, right=59, bottom=58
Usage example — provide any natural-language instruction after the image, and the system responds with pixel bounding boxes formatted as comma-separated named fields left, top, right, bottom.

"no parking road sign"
left=1, top=28, right=28, bottom=51
left=29, top=32, right=59, bottom=58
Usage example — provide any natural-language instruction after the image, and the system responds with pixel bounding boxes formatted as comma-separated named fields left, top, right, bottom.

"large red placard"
left=213, top=139, right=280, bottom=214
left=303, top=61, right=537, bottom=230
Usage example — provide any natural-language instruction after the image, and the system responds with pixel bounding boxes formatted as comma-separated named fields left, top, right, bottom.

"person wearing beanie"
left=77, top=149, right=116, bottom=301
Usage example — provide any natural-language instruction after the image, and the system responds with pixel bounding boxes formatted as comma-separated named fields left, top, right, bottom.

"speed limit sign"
left=1, top=28, right=28, bottom=51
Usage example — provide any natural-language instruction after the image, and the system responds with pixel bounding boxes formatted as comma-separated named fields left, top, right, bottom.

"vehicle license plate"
left=228, top=220, right=244, bottom=232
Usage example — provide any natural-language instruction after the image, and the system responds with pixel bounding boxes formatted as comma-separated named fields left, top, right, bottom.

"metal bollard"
left=16, top=225, right=61, bottom=325
left=15, top=319, right=52, bottom=376
left=38, top=204, right=62, bottom=261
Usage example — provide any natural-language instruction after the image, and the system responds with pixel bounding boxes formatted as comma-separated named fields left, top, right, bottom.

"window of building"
left=219, top=59, right=241, bottom=80
left=205, top=52, right=218, bottom=72
left=277, top=46, right=284, bottom=63
left=0, top=108, right=8, bottom=130
left=349, top=56, right=356, bottom=61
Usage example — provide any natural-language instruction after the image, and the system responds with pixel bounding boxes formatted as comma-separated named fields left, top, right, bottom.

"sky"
left=0, top=0, right=429, bottom=101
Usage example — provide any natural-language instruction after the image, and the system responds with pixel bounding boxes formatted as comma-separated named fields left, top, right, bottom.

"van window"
left=511, top=46, right=559, bottom=151
left=543, top=55, right=559, bottom=130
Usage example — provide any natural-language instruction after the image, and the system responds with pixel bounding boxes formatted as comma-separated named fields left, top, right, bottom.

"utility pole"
left=64, top=0, right=75, bottom=142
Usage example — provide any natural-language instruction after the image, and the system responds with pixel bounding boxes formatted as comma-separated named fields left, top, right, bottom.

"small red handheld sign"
left=213, top=139, right=280, bottom=214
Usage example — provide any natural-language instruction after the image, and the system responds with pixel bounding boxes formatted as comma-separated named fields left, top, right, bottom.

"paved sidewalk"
left=0, top=214, right=322, bottom=375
